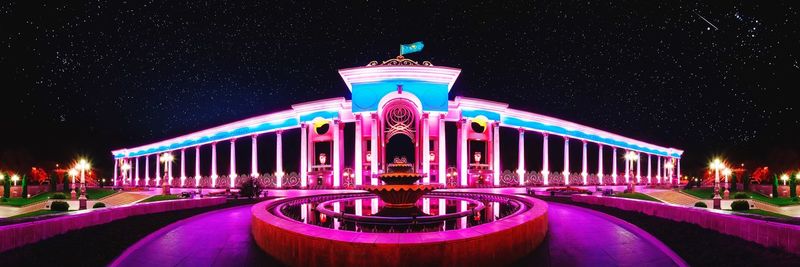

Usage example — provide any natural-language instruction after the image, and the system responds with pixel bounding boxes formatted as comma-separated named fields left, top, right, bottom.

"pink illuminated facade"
left=111, top=56, right=683, bottom=189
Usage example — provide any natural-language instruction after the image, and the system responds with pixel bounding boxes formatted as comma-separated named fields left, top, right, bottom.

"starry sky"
left=1, top=1, right=798, bottom=177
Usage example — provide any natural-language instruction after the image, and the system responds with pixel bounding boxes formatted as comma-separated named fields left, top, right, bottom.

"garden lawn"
left=0, top=188, right=116, bottom=207
left=733, top=209, right=795, bottom=219
left=682, top=188, right=799, bottom=206
left=140, top=194, right=183, bottom=203
left=614, top=192, right=661, bottom=202
left=8, top=210, right=66, bottom=219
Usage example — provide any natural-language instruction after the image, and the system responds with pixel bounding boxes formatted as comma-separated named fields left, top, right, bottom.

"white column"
left=276, top=131, right=284, bottom=188
left=438, top=114, right=446, bottom=186
left=113, top=159, right=119, bottom=187
left=563, top=137, right=570, bottom=185
left=168, top=152, right=173, bottom=184
left=370, top=114, right=379, bottom=185
left=542, top=133, right=549, bottom=185
left=492, top=122, right=500, bottom=186
left=581, top=140, right=588, bottom=185
left=135, top=157, right=140, bottom=186
left=155, top=154, right=161, bottom=186
left=459, top=119, right=468, bottom=186
left=422, top=113, right=431, bottom=184
left=517, top=129, right=525, bottom=185
left=195, top=146, right=201, bottom=187
left=597, top=144, right=603, bottom=185
left=676, top=158, right=681, bottom=185
left=656, top=155, right=662, bottom=183
left=354, top=115, right=363, bottom=186
left=229, top=139, right=237, bottom=188
left=612, top=148, right=617, bottom=184
left=332, top=120, right=341, bottom=187
left=300, top=124, right=308, bottom=188
left=647, top=154, right=653, bottom=184
left=636, top=152, right=641, bottom=183
left=251, top=135, right=258, bottom=176
left=211, top=142, right=218, bottom=187
left=624, top=151, right=630, bottom=184
left=145, top=155, right=150, bottom=186
left=180, top=149, right=186, bottom=187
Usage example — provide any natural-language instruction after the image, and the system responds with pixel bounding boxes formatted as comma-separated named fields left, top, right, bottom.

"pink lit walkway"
left=111, top=190, right=685, bottom=267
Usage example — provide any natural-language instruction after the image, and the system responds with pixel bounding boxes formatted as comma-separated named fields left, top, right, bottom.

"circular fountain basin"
left=251, top=192, right=548, bottom=266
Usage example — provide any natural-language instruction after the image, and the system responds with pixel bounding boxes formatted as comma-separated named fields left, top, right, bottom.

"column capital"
left=542, top=132, right=549, bottom=138
left=582, top=139, right=587, bottom=144
left=421, top=112, right=429, bottom=119
left=518, top=127, right=525, bottom=133
left=276, top=129, right=283, bottom=135
left=439, top=113, right=446, bottom=119
left=300, top=122, right=308, bottom=129
left=354, top=113, right=362, bottom=120
left=563, top=136, right=569, bottom=142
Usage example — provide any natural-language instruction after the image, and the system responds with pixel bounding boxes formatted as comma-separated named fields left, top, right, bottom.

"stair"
left=99, top=192, right=151, bottom=206
left=644, top=190, right=701, bottom=206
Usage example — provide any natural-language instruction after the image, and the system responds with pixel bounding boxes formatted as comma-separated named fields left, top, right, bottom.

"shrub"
left=694, top=202, right=707, bottom=208
left=51, top=193, right=67, bottom=199
left=92, top=202, right=106, bottom=208
left=731, top=200, right=750, bottom=211
left=733, top=192, right=749, bottom=199
left=239, top=178, right=261, bottom=199
left=51, top=201, right=69, bottom=211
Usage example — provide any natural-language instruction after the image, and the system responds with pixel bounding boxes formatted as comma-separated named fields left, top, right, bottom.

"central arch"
left=382, top=98, right=419, bottom=167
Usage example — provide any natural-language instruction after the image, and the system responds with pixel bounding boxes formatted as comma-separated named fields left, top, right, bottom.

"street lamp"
left=75, top=159, right=91, bottom=209
left=709, top=158, right=725, bottom=199
left=68, top=168, right=78, bottom=199
left=781, top=174, right=789, bottom=186
left=11, top=174, right=19, bottom=186
left=624, top=151, right=638, bottom=185
left=160, top=153, right=174, bottom=195
left=121, top=162, right=132, bottom=187
left=665, top=161, right=675, bottom=185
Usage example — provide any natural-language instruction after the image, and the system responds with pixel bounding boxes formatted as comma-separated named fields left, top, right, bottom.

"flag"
left=400, top=41, right=424, bottom=55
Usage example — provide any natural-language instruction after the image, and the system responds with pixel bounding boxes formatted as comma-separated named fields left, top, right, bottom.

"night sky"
left=1, top=1, right=798, bottom=177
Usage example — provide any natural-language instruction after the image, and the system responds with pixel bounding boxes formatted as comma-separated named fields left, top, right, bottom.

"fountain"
left=251, top=156, right=549, bottom=266
left=362, top=157, right=440, bottom=214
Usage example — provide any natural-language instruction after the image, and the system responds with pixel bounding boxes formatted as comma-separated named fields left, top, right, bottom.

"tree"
left=790, top=174, right=797, bottom=199
left=49, top=174, right=58, bottom=192
left=21, top=175, right=28, bottom=198
left=2, top=175, right=9, bottom=199
left=730, top=173, right=737, bottom=192
left=743, top=175, right=751, bottom=191
left=772, top=174, right=779, bottom=197
left=62, top=173, right=70, bottom=194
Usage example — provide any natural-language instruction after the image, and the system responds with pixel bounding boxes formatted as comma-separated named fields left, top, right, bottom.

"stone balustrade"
left=571, top=194, right=800, bottom=255
left=0, top=197, right=225, bottom=253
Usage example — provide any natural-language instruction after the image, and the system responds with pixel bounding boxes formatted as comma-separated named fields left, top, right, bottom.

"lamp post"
left=709, top=158, right=724, bottom=208
left=160, top=153, right=174, bottom=195
left=722, top=168, right=732, bottom=199
left=781, top=174, right=789, bottom=186
left=624, top=151, right=638, bottom=190
left=69, top=169, right=78, bottom=199
left=75, top=159, right=91, bottom=209
left=11, top=174, right=19, bottom=186
left=665, top=161, right=675, bottom=185
left=121, top=162, right=131, bottom=187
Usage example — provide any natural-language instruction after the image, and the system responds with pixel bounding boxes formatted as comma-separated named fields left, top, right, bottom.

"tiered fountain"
left=362, top=156, right=440, bottom=215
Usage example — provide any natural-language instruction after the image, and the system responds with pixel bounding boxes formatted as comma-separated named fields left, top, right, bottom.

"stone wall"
left=571, top=194, right=800, bottom=255
left=0, top=197, right=226, bottom=253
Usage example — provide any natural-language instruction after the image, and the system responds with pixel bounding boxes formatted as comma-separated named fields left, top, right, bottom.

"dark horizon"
left=1, top=1, right=798, bottom=178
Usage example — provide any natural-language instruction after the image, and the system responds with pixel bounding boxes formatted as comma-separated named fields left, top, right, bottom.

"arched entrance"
left=382, top=99, right=418, bottom=168
left=386, top=135, right=415, bottom=165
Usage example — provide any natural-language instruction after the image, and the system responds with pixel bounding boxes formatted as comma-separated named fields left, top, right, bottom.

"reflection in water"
left=281, top=196, right=516, bottom=233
